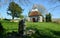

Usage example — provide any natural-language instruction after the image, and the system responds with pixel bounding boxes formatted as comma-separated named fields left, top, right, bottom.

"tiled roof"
left=29, top=11, right=42, bottom=16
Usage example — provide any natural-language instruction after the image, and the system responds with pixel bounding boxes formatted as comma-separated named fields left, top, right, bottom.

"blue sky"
left=0, top=0, right=60, bottom=19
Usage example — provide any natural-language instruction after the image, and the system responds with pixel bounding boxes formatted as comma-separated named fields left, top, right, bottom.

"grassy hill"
left=0, top=20, right=60, bottom=38
left=26, top=22, right=60, bottom=31
left=26, top=22, right=60, bottom=38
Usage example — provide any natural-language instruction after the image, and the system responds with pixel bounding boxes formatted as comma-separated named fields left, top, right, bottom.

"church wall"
left=28, top=16, right=38, bottom=22
left=39, top=16, right=43, bottom=22
left=28, top=16, right=43, bottom=22
left=27, top=17, right=30, bottom=21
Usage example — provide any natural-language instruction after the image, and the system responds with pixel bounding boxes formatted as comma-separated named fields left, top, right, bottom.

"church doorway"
left=32, top=18, right=35, bottom=22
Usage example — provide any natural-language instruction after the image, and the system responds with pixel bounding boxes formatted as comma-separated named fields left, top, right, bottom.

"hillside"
left=0, top=20, right=60, bottom=38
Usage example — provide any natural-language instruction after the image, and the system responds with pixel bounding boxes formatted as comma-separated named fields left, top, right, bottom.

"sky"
left=0, top=0, right=60, bottom=19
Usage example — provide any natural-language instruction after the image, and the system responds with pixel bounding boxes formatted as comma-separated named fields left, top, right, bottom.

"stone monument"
left=18, top=19, right=25, bottom=38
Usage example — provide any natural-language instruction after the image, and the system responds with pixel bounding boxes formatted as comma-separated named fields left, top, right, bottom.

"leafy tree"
left=20, top=15, right=24, bottom=19
left=0, top=0, right=30, bottom=7
left=7, top=2, right=22, bottom=20
left=48, top=13, right=52, bottom=22
left=46, top=13, right=52, bottom=22
left=46, top=14, right=48, bottom=22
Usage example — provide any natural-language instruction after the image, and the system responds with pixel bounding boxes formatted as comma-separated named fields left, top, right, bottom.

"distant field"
left=0, top=20, right=60, bottom=38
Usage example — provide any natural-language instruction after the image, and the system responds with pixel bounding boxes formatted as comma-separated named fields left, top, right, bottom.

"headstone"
left=18, top=19, right=25, bottom=38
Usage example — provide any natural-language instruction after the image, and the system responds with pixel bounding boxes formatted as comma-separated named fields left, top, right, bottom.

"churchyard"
left=0, top=20, right=60, bottom=38
left=0, top=0, right=60, bottom=38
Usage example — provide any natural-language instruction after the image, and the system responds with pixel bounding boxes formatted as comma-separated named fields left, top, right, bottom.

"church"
left=28, top=5, right=44, bottom=22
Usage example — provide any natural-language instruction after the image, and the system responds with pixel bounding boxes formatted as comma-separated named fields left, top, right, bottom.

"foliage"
left=0, top=0, right=30, bottom=7
left=46, top=13, right=52, bottom=22
left=0, top=22, right=6, bottom=38
left=0, top=22, right=5, bottom=33
left=7, top=2, right=22, bottom=20
left=4, top=18, right=10, bottom=21
left=20, top=15, right=24, bottom=19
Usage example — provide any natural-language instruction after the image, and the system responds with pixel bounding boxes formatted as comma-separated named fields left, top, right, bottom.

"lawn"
left=0, top=20, right=18, bottom=32
left=26, top=22, right=60, bottom=31
left=0, top=20, right=60, bottom=38
left=26, top=22, right=60, bottom=38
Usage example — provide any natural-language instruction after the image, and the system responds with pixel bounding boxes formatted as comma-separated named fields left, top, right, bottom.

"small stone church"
left=28, top=5, right=44, bottom=22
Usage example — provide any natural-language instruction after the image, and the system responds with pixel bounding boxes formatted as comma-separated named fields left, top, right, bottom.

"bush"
left=0, top=22, right=6, bottom=38
left=46, top=13, right=52, bottom=22
left=4, top=18, right=10, bottom=21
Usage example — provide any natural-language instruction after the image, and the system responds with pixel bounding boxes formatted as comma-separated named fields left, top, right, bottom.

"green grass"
left=0, top=20, right=18, bottom=32
left=0, top=20, right=60, bottom=38
left=26, top=22, right=60, bottom=38
left=26, top=22, right=60, bottom=31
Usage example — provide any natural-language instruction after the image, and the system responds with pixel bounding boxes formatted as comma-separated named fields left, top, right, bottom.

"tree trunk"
left=12, top=12, right=14, bottom=22
left=12, top=15, right=14, bottom=20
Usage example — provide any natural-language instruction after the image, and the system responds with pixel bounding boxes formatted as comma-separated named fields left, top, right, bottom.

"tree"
left=46, top=14, right=49, bottom=22
left=0, top=0, right=60, bottom=7
left=49, top=13, right=52, bottom=22
left=20, top=15, right=24, bottom=19
left=7, top=2, right=22, bottom=20
left=0, top=0, right=30, bottom=7
left=46, top=13, right=52, bottom=22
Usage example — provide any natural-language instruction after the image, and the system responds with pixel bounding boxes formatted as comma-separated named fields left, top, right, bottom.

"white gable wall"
left=27, top=17, right=30, bottom=21
left=28, top=16, right=43, bottom=22
left=39, top=16, right=43, bottom=22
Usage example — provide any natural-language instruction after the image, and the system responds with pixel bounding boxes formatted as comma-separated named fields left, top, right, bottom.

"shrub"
left=46, top=13, right=52, bottom=22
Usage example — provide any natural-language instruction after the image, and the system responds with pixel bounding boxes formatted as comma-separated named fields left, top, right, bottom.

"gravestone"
left=18, top=19, right=25, bottom=38
left=0, top=22, right=4, bottom=38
